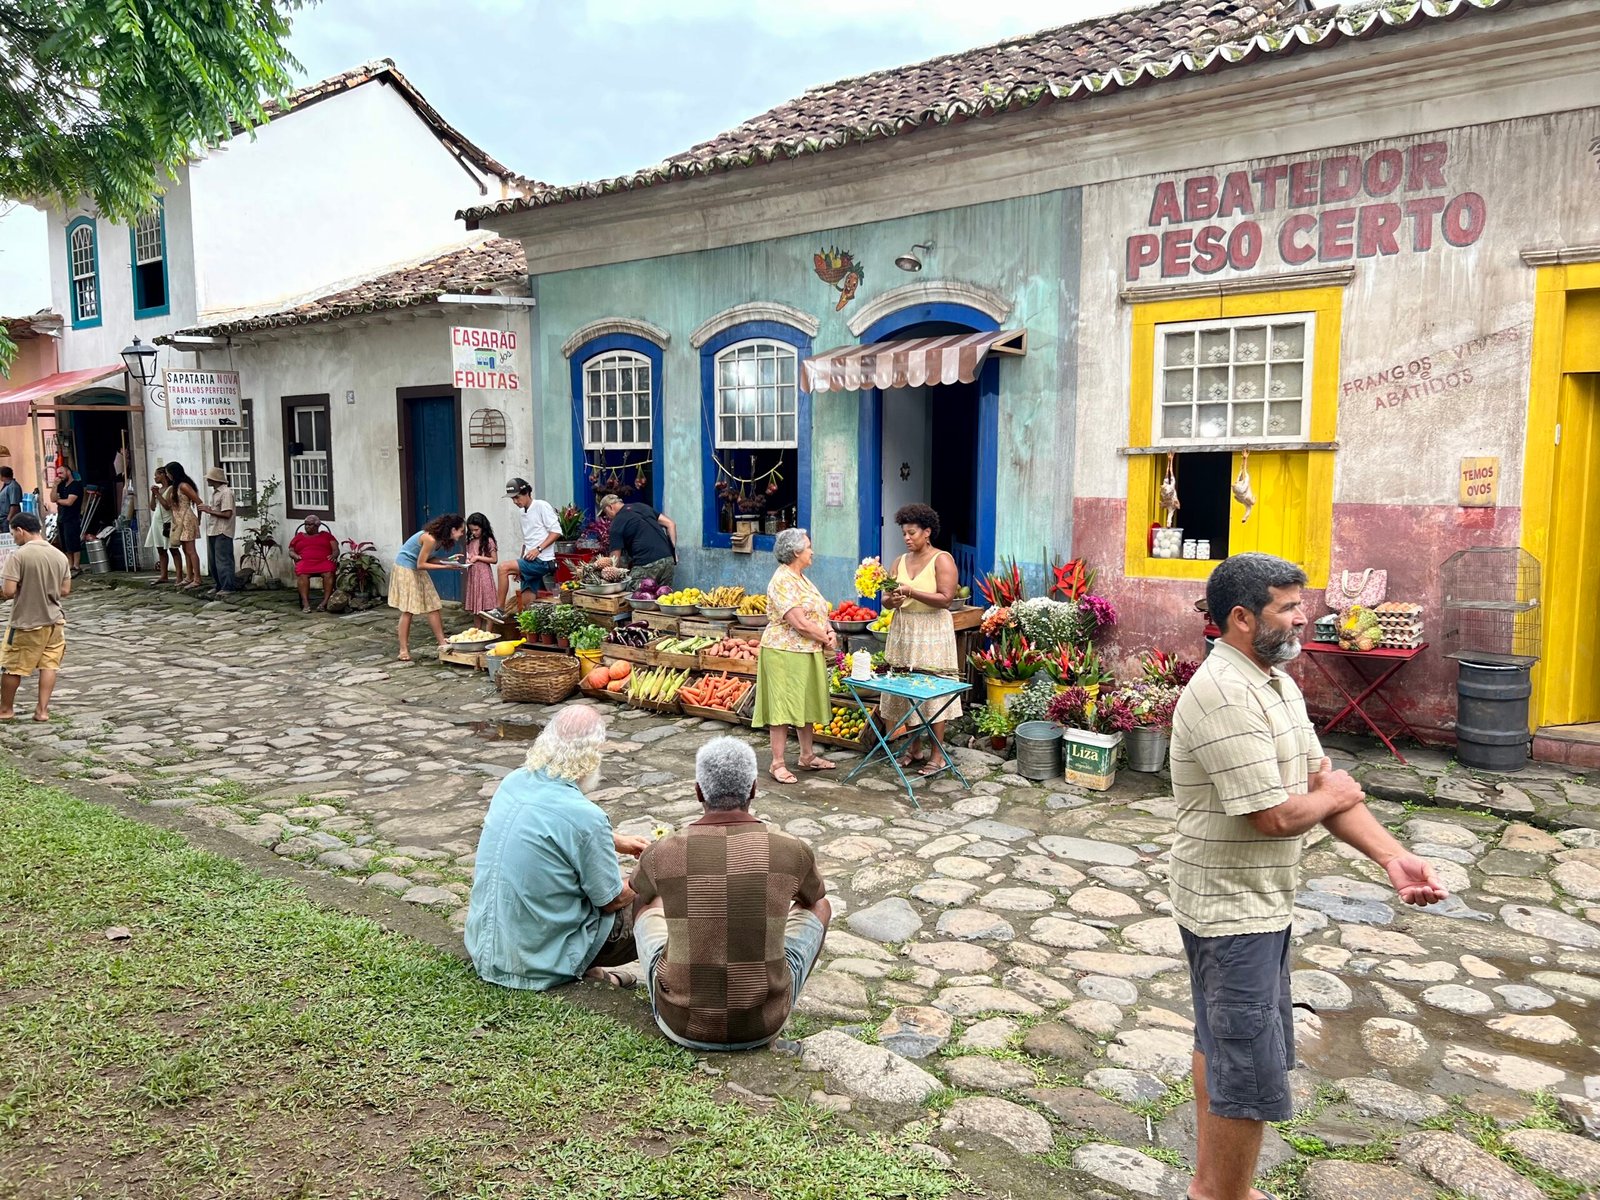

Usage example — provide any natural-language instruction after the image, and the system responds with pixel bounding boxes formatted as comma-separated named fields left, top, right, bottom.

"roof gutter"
left=436, top=294, right=536, bottom=307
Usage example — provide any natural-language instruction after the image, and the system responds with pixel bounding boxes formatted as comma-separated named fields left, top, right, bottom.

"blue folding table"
left=840, top=672, right=971, bottom=806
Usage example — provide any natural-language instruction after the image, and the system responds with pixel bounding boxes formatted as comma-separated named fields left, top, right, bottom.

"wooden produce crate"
left=651, top=638, right=702, bottom=671
left=679, top=617, right=733, bottom=640
left=628, top=694, right=682, bottom=716
left=681, top=700, right=744, bottom=724
left=678, top=673, right=755, bottom=724
left=604, top=640, right=659, bottom=666
left=637, top=611, right=681, bottom=634
left=697, top=649, right=758, bottom=676
left=580, top=681, right=629, bottom=704
left=438, top=645, right=488, bottom=671
left=574, top=591, right=631, bottom=615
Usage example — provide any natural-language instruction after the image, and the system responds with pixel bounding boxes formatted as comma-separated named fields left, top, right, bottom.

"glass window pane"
left=605, top=420, right=619, bottom=442
left=778, top=354, right=795, bottom=384
left=759, top=356, right=776, bottom=385
left=619, top=367, right=633, bottom=391
left=605, top=396, right=617, bottom=418
left=619, top=420, right=634, bottom=443
left=779, top=415, right=796, bottom=443
left=618, top=394, right=633, bottom=418
left=720, top=416, right=735, bottom=443
left=758, top=387, right=776, bottom=414
left=759, top=416, right=775, bottom=442
left=637, top=365, right=650, bottom=391
left=637, top=418, right=650, bottom=443
left=719, top=360, right=736, bottom=388
left=741, top=417, right=756, bottom=442
left=589, top=420, right=602, bottom=444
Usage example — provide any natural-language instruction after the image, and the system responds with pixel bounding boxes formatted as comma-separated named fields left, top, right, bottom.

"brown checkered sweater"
left=632, top=811, right=826, bottom=1045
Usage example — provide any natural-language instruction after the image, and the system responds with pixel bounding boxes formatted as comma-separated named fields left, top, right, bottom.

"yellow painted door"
left=1542, top=372, right=1600, bottom=725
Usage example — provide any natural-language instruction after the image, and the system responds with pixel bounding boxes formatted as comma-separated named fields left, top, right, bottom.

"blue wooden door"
left=406, top=396, right=462, bottom=601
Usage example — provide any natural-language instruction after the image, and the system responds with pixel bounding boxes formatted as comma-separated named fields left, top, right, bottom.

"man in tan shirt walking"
left=1, top=513, right=72, bottom=721
left=1170, top=553, right=1446, bottom=1200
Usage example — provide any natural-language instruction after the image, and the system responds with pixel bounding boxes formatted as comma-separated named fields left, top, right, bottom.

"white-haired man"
left=465, top=706, right=649, bottom=991
left=631, top=736, right=831, bottom=1050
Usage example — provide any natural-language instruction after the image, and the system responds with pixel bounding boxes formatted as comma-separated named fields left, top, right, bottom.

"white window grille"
left=581, top=351, right=652, bottom=450
left=134, top=210, right=163, bottom=265
left=216, top=404, right=254, bottom=508
left=1155, top=314, right=1313, bottom=444
left=714, top=340, right=798, bottom=449
left=70, top=224, right=98, bottom=321
left=289, top=406, right=330, bottom=511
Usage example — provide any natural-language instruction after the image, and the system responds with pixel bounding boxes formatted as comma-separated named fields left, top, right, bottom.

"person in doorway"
left=389, top=512, right=465, bottom=662
left=0, top=513, right=71, bottom=722
left=288, top=514, right=340, bottom=613
left=52, top=467, right=85, bottom=575
left=751, top=527, right=836, bottom=784
left=461, top=512, right=500, bottom=630
left=464, top=706, right=650, bottom=992
left=0, top=466, right=22, bottom=534
left=597, top=492, right=676, bottom=591
left=145, top=466, right=183, bottom=586
left=1170, top=552, right=1447, bottom=1200
left=163, top=461, right=204, bottom=590
left=199, top=467, right=237, bottom=598
left=632, top=737, right=830, bottom=1051
left=485, top=478, right=560, bottom=622
left=878, top=503, right=962, bottom=776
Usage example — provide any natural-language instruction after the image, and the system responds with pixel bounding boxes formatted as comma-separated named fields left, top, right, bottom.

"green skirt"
left=752, top=648, right=831, bottom=729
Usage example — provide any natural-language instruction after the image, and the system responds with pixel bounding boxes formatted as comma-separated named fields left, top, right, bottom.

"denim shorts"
left=1180, top=926, right=1295, bottom=1122
left=517, top=556, right=557, bottom=589
left=635, top=907, right=826, bottom=1052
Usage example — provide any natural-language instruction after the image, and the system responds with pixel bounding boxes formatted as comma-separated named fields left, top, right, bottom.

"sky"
left=0, top=0, right=1338, bottom=316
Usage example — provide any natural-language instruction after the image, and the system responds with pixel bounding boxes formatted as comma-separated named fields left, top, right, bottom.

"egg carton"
left=1381, top=631, right=1425, bottom=650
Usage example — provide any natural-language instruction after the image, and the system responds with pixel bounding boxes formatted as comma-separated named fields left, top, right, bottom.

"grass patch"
left=0, top=766, right=957, bottom=1199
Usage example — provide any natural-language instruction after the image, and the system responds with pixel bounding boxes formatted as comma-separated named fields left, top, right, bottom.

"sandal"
left=918, top=758, right=949, bottom=777
left=798, top=756, right=837, bottom=772
left=769, top=764, right=798, bottom=785
left=585, top=965, right=640, bottom=989
left=301, top=605, right=312, bottom=613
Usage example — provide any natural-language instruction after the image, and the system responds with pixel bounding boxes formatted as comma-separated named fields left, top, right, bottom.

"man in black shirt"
left=599, top=493, right=676, bottom=589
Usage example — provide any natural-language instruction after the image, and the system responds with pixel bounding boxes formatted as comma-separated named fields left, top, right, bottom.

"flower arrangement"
left=1047, top=685, right=1135, bottom=735
left=1142, top=648, right=1199, bottom=688
left=1012, top=597, right=1087, bottom=650
left=980, top=605, right=1015, bottom=640
left=854, top=556, right=890, bottom=597
left=976, top=558, right=1025, bottom=607
left=557, top=503, right=585, bottom=542
left=968, top=641, right=1046, bottom=682
left=1009, top=675, right=1059, bottom=724
left=1116, top=680, right=1182, bottom=731
left=582, top=514, right=611, bottom=551
left=1080, top=594, right=1118, bottom=631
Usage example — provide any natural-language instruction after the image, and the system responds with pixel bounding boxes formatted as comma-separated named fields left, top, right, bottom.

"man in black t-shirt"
left=599, top=493, right=676, bottom=589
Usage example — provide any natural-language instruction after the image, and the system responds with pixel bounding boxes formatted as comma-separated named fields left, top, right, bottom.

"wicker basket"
left=499, top=652, right=580, bottom=704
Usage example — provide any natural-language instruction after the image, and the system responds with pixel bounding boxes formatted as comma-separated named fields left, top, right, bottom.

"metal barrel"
left=1125, top=725, right=1171, bottom=773
left=1455, top=660, right=1531, bottom=772
left=1013, top=720, right=1063, bottom=781
left=84, top=539, right=110, bottom=575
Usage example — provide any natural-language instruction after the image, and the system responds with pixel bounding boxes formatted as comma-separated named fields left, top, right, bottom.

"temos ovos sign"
left=451, top=326, right=520, bottom=391
left=162, top=369, right=242, bottom=430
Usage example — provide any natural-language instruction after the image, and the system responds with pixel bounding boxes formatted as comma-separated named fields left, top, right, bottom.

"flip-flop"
left=588, top=965, right=640, bottom=989
left=769, top=765, right=798, bottom=785
left=798, top=757, right=837, bottom=772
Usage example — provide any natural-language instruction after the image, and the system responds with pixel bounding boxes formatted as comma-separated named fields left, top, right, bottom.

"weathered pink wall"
left=1072, top=497, right=1522, bottom=739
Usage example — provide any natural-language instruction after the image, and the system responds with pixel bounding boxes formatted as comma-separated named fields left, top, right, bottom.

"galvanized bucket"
left=1014, top=720, right=1064, bottom=781
left=1125, top=725, right=1171, bottom=773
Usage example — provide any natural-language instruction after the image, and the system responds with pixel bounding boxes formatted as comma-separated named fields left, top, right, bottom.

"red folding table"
left=1298, top=641, right=1431, bottom=764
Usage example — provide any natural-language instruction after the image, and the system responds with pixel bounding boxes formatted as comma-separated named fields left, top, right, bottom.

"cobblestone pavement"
left=10, top=579, right=1600, bottom=1197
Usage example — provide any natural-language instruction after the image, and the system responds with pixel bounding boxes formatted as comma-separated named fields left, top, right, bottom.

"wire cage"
left=468, top=408, right=508, bottom=448
left=1439, top=547, right=1541, bottom=666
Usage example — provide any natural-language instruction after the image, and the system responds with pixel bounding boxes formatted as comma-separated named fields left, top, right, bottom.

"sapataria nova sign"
left=450, top=326, right=520, bottom=391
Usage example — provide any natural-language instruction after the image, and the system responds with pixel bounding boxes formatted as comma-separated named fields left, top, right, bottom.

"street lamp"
left=120, top=336, right=159, bottom=385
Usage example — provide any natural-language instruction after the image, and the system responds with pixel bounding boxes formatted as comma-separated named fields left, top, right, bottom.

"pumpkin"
left=607, top=661, right=631, bottom=681
left=585, top=667, right=612, bottom=690
left=606, top=678, right=627, bottom=693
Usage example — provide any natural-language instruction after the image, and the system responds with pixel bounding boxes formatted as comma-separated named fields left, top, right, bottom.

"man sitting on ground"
left=632, top=737, right=830, bottom=1050
left=465, top=706, right=649, bottom=991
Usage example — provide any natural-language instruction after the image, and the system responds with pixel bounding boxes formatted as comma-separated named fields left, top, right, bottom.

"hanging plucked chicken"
left=1232, top=449, right=1256, bottom=523
left=1159, top=453, right=1181, bottom=526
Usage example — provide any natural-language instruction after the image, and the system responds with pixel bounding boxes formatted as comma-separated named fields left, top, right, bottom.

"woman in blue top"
left=390, top=511, right=464, bottom=661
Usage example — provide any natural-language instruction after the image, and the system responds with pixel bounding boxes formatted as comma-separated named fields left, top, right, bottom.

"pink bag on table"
left=1325, top=568, right=1387, bottom=612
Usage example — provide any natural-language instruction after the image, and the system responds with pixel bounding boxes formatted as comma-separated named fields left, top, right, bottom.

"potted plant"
left=555, top=503, right=584, bottom=554
left=1046, top=685, right=1135, bottom=791
left=969, top=605, right=1046, bottom=711
left=517, top=603, right=552, bottom=644
left=236, top=476, right=283, bottom=587
left=570, top=622, right=606, bottom=673
left=972, top=702, right=1017, bottom=752
left=332, top=537, right=386, bottom=610
left=549, top=604, right=580, bottom=648
left=1118, top=649, right=1200, bottom=773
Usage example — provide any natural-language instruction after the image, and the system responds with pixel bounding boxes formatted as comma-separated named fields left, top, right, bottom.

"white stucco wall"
left=166, top=305, right=535, bottom=575
left=187, top=82, right=502, bottom=318
left=1075, top=107, right=1600, bottom=510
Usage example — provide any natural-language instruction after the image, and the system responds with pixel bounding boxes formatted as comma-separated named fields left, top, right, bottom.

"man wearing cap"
left=598, top=493, right=676, bottom=591
left=488, top=478, right=561, bottom=620
left=198, top=467, right=237, bottom=597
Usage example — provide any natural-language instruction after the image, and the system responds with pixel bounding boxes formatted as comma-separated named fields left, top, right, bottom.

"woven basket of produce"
left=499, top=651, right=580, bottom=704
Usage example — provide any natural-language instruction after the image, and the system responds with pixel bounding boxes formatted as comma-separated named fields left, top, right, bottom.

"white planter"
left=1065, top=728, right=1123, bottom=791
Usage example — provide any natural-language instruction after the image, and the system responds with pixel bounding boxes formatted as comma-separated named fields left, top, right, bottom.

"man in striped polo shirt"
left=1170, top=553, right=1446, bottom=1200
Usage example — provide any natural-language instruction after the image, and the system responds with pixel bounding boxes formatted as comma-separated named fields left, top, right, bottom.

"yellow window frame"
left=1124, top=287, right=1342, bottom=585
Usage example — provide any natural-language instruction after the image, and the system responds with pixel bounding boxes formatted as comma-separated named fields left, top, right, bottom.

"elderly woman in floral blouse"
left=752, top=527, right=837, bottom=784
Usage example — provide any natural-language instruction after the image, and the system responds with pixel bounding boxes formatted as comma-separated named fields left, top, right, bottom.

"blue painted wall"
left=528, top=190, right=1081, bottom=601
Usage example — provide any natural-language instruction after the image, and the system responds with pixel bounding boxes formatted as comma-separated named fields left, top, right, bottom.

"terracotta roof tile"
left=167, top=239, right=528, bottom=339
left=461, top=0, right=1520, bottom=224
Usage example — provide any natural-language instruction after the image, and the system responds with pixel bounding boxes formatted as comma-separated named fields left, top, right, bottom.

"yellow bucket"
left=985, top=677, right=1025, bottom=713
left=576, top=649, right=604, bottom=675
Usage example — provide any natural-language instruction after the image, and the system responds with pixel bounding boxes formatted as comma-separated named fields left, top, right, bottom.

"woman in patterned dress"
left=751, top=527, right=837, bottom=784
left=163, top=461, right=204, bottom=590
left=879, top=504, right=962, bottom=777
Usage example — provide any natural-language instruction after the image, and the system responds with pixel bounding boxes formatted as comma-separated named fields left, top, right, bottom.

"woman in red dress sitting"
left=288, top=514, right=340, bottom=613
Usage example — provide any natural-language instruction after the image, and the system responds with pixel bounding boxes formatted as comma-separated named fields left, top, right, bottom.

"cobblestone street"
left=9, top=579, right=1600, bottom=1198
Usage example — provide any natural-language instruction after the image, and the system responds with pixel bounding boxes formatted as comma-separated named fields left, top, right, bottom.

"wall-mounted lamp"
left=120, top=335, right=159, bottom=385
left=894, top=242, right=934, bottom=272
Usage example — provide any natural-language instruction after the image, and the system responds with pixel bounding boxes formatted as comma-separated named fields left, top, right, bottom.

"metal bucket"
left=84, top=539, right=110, bottom=575
left=1014, top=720, right=1064, bottom=781
left=1125, top=725, right=1171, bottom=773
left=1455, top=660, right=1531, bottom=772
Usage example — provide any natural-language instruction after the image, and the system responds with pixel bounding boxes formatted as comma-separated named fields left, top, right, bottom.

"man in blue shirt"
left=465, top=706, right=648, bottom=990
left=0, top=467, right=22, bottom=534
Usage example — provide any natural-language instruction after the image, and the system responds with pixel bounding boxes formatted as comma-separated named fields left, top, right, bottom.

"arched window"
left=581, top=351, right=653, bottom=451
left=67, top=218, right=100, bottom=329
left=130, top=201, right=169, bottom=318
left=566, top=332, right=664, bottom=512
left=698, top=320, right=812, bottom=550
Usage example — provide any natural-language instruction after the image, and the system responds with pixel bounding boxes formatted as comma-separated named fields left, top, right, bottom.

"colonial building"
left=462, top=0, right=1600, bottom=756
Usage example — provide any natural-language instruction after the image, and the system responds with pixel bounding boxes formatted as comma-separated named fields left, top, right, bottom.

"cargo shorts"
left=1180, top=926, right=1295, bottom=1122
left=1, top=624, right=66, bottom=677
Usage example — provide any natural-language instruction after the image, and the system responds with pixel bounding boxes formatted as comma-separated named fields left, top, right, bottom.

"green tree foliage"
left=0, top=0, right=307, bottom=370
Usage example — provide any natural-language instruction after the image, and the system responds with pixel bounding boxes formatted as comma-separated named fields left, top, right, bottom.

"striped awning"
left=802, top=328, right=1026, bottom=393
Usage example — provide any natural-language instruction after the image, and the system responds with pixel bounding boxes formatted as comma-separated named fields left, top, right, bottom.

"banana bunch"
left=629, top=666, right=692, bottom=702
left=703, top=586, right=746, bottom=608
left=737, top=594, right=768, bottom=615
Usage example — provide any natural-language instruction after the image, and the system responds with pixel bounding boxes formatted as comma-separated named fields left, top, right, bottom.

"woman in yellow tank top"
left=880, top=504, right=962, bottom=775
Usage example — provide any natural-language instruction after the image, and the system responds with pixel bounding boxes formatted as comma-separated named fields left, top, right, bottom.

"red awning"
left=0, top=363, right=125, bottom=425
left=802, top=329, right=1025, bottom=393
